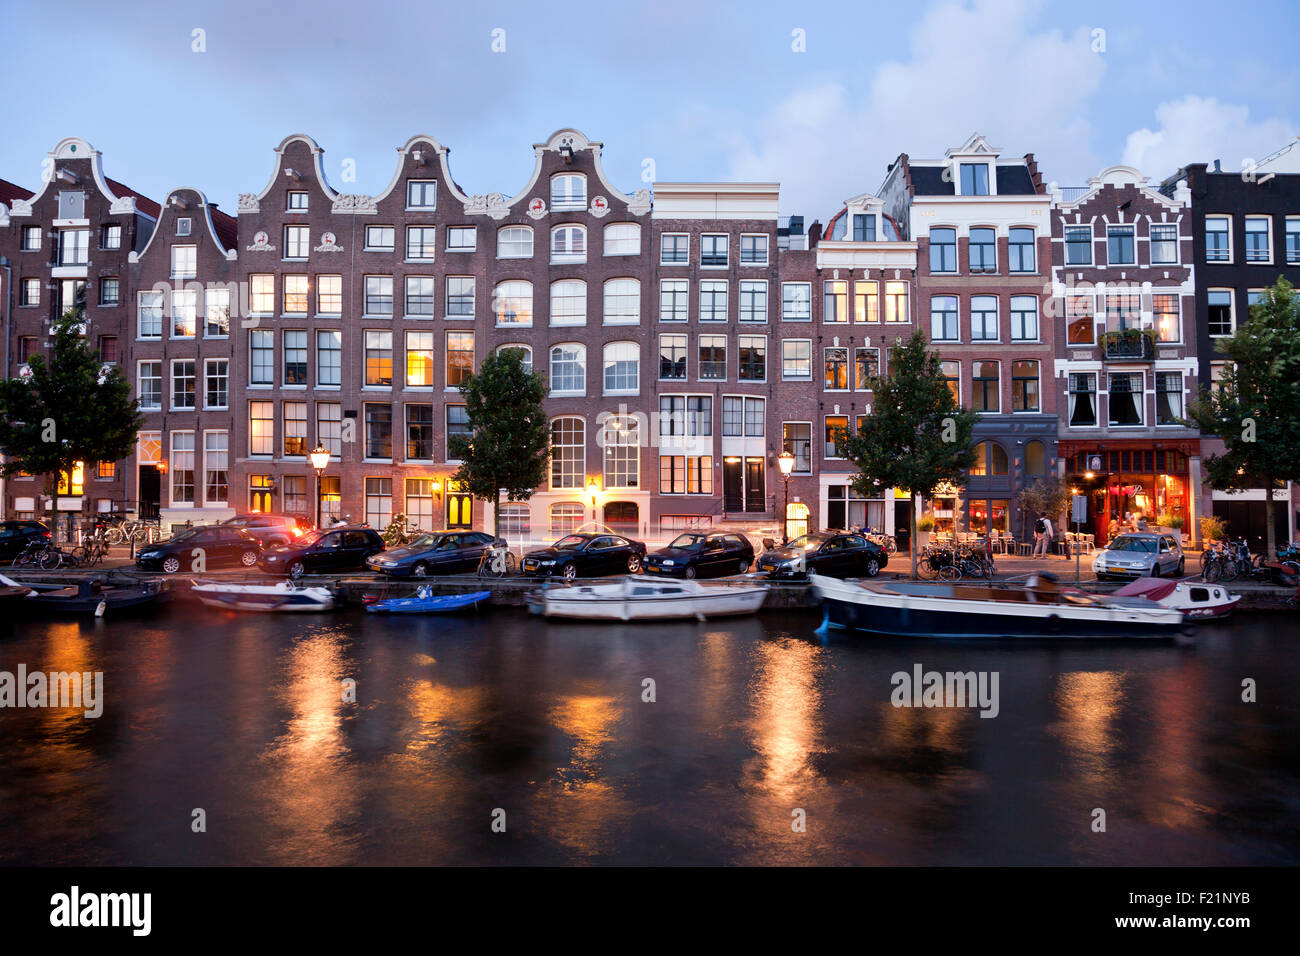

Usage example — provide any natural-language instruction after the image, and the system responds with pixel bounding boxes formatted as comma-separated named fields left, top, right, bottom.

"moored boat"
left=363, top=587, right=491, bottom=614
left=1113, top=577, right=1240, bottom=620
left=528, top=575, right=768, bottom=621
left=813, top=572, right=1185, bottom=638
left=190, top=580, right=338, bottom=612
left=0, top=573, right=168, bottom=617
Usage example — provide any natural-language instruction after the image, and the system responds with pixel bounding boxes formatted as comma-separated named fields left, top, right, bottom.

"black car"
left=219, top=513, right=314, bottom=548
left=366, top=531, right=499, bottom=577
left=136, top=525, right=262, bottom=574
left=522, top=533, right=646, bottom=581
left=756, top=531, right=888, bottom=579
left=258, top=526, right=385, bottom=578
left=0, top=520, right=51, bottom=560
left=644, top=532, right=755, bottom=579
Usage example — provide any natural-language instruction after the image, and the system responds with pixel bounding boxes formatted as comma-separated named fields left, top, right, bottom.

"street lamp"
left=309, top=444, right=330, bottom=529
left=587, top=477, right=600, bottom=523
left=777, top=450, right=795, bottom=544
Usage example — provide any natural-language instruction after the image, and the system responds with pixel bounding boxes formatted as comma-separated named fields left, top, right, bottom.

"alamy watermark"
left=0, top=665, right=103, bottom=718
left=890, top=663, right=999, bottom=718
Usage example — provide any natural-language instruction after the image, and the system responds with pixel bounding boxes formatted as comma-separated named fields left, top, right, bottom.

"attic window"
left=853, top=214, right=876, bottom=241
left=960, top=163, right=990, bottom=196
left=176, top=218, right=192, bottom=237
left=287, top=191, right=308, bottom=211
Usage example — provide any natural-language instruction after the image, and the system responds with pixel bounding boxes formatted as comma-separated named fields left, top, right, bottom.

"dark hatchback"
left=0, top=520, right=51, bottom=560
left=258, top=526, right=385, bottom=578
left=756, top=531, right=888, bottom=579
left=136, top=525, right=262, bottom=574
left=521, top=533, right=646, bottom=581
left=366, top=531, right=499, bottom=578
left=644, top=532, right=754, bottom=579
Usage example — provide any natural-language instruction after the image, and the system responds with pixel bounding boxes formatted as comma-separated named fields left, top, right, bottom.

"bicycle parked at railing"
left=70, top=533, right=110, bottom=568
left=860, top=527, right=898, bottom=555
left=476, top=539, right=518, bottom=578
left=11, top=538, right=62, bottom=570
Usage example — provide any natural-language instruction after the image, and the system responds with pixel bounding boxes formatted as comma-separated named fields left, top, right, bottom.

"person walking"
left=1032, top=514, right=1050, bottom=557
left=1136, top=513, right=1149, bottom=532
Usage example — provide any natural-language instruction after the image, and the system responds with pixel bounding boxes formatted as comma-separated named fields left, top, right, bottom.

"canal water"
left=0, top=603, right=1295, bottom=865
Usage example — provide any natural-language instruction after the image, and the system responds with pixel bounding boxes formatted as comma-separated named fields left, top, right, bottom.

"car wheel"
left=737, top=559, right=749, bottom=574
left=562, top=563, right=577, bottom=582
left=162, top=555, right=181, bottom=575
left=240, top=550, right=258, bottom=567
left=865, top=557, right=881, bottom=577
left=1150, top=564, right=1160, bottom=578
left=412, top=562, right=429, bottom=578
left=1176, top=558, right=1185, bottom=576
left=684, top=565, right=697, bottom=579
left=288, top=560, right=305, bottom=579
left=627, top=554, right=641, bottom=573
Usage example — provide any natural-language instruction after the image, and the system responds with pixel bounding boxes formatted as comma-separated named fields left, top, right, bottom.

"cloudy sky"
left=4, top=0, right=1297, bottom=220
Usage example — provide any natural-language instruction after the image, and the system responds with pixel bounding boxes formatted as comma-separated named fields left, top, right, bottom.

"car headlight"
left=541, top=560, right=555, bottom=566
left=661, top=559, right=674, bottom=566
left=139, top=551, right=159, bottom=559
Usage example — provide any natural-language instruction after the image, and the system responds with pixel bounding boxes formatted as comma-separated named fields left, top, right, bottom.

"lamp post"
left=777, top=450, right=795, bottom=544
left=309, top=444, right=330, bottom=530
left=587, top=478, right=600, bottom=525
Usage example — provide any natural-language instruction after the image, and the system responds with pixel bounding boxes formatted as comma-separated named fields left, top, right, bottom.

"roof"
left=907, top=163, right=1039, bottom=197
left=210, top=206, right=238, bottom=251
left=0, top=178, right=32, bottom=205
left=104, top=178, right=161, bottom=218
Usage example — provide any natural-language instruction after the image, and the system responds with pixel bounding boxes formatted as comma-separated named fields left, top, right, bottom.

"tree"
left=447, top=347, right=550, bottom=536
left=836, top=330, right=979, bottom=577
left=1018, top=477, right=1071, bottom=536
left=1184, top=277, right=1300, bottom=556
left=0, top=310, right=143, bottom=538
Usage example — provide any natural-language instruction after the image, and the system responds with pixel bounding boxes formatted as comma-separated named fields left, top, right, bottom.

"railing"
left=1100, top=329, right=1157, bottom=361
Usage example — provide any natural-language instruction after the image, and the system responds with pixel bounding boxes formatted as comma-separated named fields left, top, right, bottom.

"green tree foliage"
left=1184, top=277, right=1300, bottom=556
left=447, top=347, right=550, bottom=536
left=1018, top=478, right=1072, bottom=533
left=836, top=330, right=979, bottom=577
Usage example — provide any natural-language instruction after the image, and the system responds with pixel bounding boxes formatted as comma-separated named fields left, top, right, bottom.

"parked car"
left=0, top=520, right=51, bottom=560
left=219, top=513, right=313, bottom=548
left=1093, top=532, right=1184, bottom=580
left=136, top=525, right=262, bottom=574
left=521, top=533, right=646, bottom=581
left=643, top=532, right=754, bottom=579
left=366, top=531, right=500, bottom=577
left=258, top=526, right=385, bottom=578
left=756, top=531, right=888, bottom=579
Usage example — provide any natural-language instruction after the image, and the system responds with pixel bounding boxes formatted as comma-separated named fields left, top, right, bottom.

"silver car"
left=1093, top=532, right=1185, bottom=580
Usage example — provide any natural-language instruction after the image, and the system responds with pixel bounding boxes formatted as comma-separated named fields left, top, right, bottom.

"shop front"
left=1060, top=440, right=1197, bottom=546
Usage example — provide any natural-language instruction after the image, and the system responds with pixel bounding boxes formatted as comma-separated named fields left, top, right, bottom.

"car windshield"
left=169, top=528, right=202, bottom=543
left=668, top=533, right=704, bottom=549
left=409, top=534, right=442, bottom=549
left=554, top=535, right=587, bottom=551
left=1109, top=536, right=1157, bottom=554
left=787, top=533, right=829, bottom=550
left=295, top=531, right=324, bottom=546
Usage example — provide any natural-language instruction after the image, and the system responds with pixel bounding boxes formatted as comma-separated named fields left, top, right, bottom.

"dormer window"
left=960, top=163, right=990, bottom=196
left=551, top=173, right=586, bottom=210
left=407, top=181, right=436, bottom=209
left=852, top=214, right=876, bottom=242
left=176, top=218, right=192, bottom=237
left=287, top=191, right=309, bottom=211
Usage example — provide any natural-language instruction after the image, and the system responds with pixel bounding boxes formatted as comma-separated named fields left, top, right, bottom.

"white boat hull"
left=191, top=581, right=336, bottom=612
left=534, top=577, right=768, bottom=621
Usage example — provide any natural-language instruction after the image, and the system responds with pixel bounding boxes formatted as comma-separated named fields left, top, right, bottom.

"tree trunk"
left=911, top=497, right=919, bottom=580
left=492, top=491, right=500, bottom=540
left=1263, top=475, right=1276, bottom=559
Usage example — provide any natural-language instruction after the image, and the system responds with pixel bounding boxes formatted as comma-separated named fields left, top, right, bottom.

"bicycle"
left=71, top=535, right=109, bottom=568
left=476, top=539, right=518, bottom=578
left=863, top=528, right=898, bottom=555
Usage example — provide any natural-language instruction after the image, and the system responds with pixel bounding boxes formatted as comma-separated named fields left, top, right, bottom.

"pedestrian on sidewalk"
left=1032, top=514, right=1051, bottom=557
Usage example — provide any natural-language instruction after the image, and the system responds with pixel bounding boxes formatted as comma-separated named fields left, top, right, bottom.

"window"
left=1153, top=293, right=1180, bottom=343
left=407, top=180, right=436, bottom=209
left=551, top=224, right=586, bottom=263
left=603, top=342, right=639, bottom=394
left=659, top=279, right=688, bottom=322
left=658, top=395, right=712, bottom=437
left=782, top=339, right=812, bottom=380
left=406, top=479, right=437, bottom=528
left=21, top=226, right=41, bottom=251
left=365, top=404, right=393, bottom=458
left=701, top=234, right=728, bottom=267
left=1245, top=216, right=1270, bottom=262
left=825, top=416, right=849, bottom=459
left=365, top=276, right=393, bottom=315
left=722, top=396, right=765, bottom=437
left=366, top=226, right=395, bottom=251
left=604, top=223, right=640, bottom=255
left=1012, top=360, right=1039, bottom=412
left=1205, top=216, right=1230, bottom=262
left=206, top=287, right=231, bottom=336
left=931, top=295, right=959, bottom=341
left=358, top=330, right=394, bottom=388
left=60, top=229, right=90, bottom=265
left=661, top=233, right=689, bottom=264
left=738, top=335, right=766, bottom=381
left=659, top=334, right=687, bottom=380
left=198, top=431, right=227, bottom=505
left=365, top=478, right=392, bottom=530
left=550, top=344, right=586, bottom=393
left=852, top=214, right=876, bottom=242
left=603, top=416, right=639, bottom=489
left=285, top=225, right=310, bottom=259
left=170, top=245, right=196, bottom=278
left=1207, top=289, right=1234, bottom=336
left=699, top=280, right=728, bottom=323
left=972, top=361, right=1000, bottom=413
left=550, top=417, right=585, bottom=489
left=446, top=331, right=473, bottom=386
left=275, top=274, right=305, bottom=315
left=1157, top=372, right=1183, bottom=425
left=824, top=347, right=848, bottom=390
left=970, top=295, right=998, bottom=341
left=551, top=502, right=585, bottom=531
left=1002, top=227, right=1033, bottom=273
left=404, top=276, right=435, bottom=317
left=659, top=456, right=713, bottom=495
left=699, top=336, right=726, bottom=380
left=854, top=281, right=878, bottom=324
left=248, top=401, right=274, bottom=455
left=99, top=277, right=120, bottom=307
left=1151, top=223, right=1178, bottom=264
left=317, top=403, right=341, bottom=456
left=21, top=278, right=40, bottom=306
left=99, top=335, right=118, bottom=363
left=286, top=191, right=308, bottom=211
left=313, top=274, right=340, bottom=315
left=940, top=361, right=960, bottom=403
left=823, top=280, right=847, bottom=323
left=968, top=441, right=1009, bottom=477
left=960, top=163, right=989, bottom=195
left=1104, top=291, right=1141, bottom=332
left=1287, top=218, right=1300, bottom=264
left=1068, top=373, right=1097, bottom=427
left=854, top=348, right=879, bottom=391
left=406, top=331, right=434, bottom=387
left=738, top=280, right=768, bottom=323
left=1066, top=294, right=1095, bottom=344
left=926, top=226, right=957, bottom=274
left=1010, top=295, right=1038, bottom=341
left=783, top=423, right=812, bottom=473
left=497, top=225, right=533, bottom=258
left=446, top=276, right=475, bottom=318
left=137, top=361, right=162, bottom=410
left=277, top=330, right=306, bottom=386
left=256, top=276, right=280, bottom=316
left=498, top=344, right=532, bottom=373
left=316, top=330, right=341, bottom=386
left=283, top=401, right=307, bottom=456
left=18, top=336, right=37, bottom=363
left=1108, top=372, right=1143, bottom=426
left=1107, top=225, right=1135, bottom=265
left=1065, top=225, right=1092, bottom=265
left=740, top=235, right=769, bottom=265
left=550, top=174, right=586, bottom=210
left=969, top=227, right=996, bottom=272
left=548, top=279, right=585, bottom=326
left=205, top=358, right=228, bottom=409
left=171, top=432, right=195, bottom=504
left=446, top=226, right=475, bottom=252
left=885, top=282, right=909, bottom=325
left=492, top=279, right=532, bottom=327
left=249, top=329, right=273, bottom=385
left=406, top=226, right=437, bottom=260
left=782, top=282, right=811, bottom=321
left=604, top=278, right=640, bottom=324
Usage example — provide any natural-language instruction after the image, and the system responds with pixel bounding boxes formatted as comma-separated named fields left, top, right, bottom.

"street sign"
left=1072, top=494, right=1087, bottom=525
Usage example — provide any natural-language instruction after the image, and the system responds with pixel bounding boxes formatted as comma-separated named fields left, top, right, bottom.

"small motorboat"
left=1, top=573, right=168, bottom=617
left=363, top=587, right=491, bottom=614
left=190, top=580, right=338, bottom=612
left=1113, top=577, right=1240, bottom=620
left=527, top=575, right=768, bottom=621
left=813, top=572, right=1185, bottom=638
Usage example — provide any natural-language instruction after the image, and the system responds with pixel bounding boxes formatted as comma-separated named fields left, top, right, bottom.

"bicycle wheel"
left=938, top=564, right=961, bottom=581
left=106, top=527, right=124, bottom=545
left=39, top=550, right=64, bottom=570
left=1219, top=560, right=1239, bottom=583
left=1203, top=559, right=1221, bottom=583
left=916, top=552, right=938, bottom=580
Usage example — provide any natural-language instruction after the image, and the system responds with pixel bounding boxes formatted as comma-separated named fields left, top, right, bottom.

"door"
left=139, top=465, right=161, bottom=518
left=744, top=458, right=765, bottom=512
left=894, top=500, right=912, bottom=553
left=343, top=531, right=373, bottom=568
left=723, top=459, right=744, bottom=512
left=702, top=537, right=727, bottom=574
left=447, top=491, right=472, bottom=529
left=312, top=532, right=345, bottom=571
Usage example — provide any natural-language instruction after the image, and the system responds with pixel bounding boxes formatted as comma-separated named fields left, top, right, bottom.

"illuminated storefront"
left=1061, top=440, right=1196, bottom=543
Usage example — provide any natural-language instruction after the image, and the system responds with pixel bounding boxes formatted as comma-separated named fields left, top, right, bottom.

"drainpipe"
left=1, top=257, right=10, bottom=519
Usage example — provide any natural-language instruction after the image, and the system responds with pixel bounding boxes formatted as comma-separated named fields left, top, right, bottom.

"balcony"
left=1099, top=328, right=1157, bottom=361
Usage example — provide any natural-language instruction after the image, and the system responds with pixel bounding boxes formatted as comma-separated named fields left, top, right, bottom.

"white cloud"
left=1122, top=96, right=1297, bottom=180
